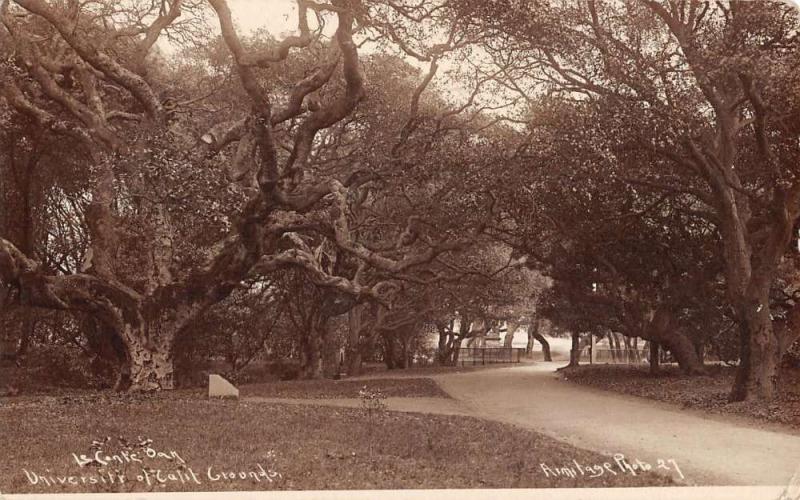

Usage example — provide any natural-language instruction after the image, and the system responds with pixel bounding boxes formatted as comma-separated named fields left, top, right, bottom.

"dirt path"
left=248, top=361, right=800, bottom=487
left=432, top=362, right=800, bottom=487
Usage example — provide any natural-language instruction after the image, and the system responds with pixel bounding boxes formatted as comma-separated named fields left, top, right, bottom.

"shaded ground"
left=0, top=398, right=670, bottom=493
left=0, top=355, right=521, bottom=396
left=560, top=364, right=800, bottom=429
left=241, top=377, right=450, bottom=399
left=0, top=377, right=449, bottom=405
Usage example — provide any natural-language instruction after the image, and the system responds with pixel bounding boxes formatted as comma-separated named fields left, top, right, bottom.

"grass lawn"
left=560, top=364, right=800, bottom=429
left=0, top=396, right=673, bottom=493
left=240, top=377, right=450, bottom=399
left=0, top=358, right=521, bottom=397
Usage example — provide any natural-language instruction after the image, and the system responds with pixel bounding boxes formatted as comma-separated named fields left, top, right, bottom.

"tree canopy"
left=0, top=0, right=798, bottom=402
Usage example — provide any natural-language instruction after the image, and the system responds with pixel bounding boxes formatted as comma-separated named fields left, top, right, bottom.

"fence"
left=582, top=347, right=720, bottom=365
left=455, top=347, right=525, bottom=366
left=579, top=344, right=684, bottom=365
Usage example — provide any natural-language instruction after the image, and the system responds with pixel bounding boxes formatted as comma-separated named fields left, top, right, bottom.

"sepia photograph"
left=0, top=0, right=799, bottom=498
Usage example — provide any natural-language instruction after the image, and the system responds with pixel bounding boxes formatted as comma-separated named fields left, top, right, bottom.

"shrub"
left=783, top=339, right=800, bottom=369
left=25, top=345, right=105, bottom=390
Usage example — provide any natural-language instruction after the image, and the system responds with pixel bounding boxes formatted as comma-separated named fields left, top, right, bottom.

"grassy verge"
left=560, top=364, right=800, bottom=429
left=241, top=377, right=449, bottom=399
left=0, top=397, right=672, bottom=492
left=354, top=362, right=523, bottom=379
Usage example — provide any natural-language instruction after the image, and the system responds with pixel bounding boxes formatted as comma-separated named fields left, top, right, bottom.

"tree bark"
left=399, top=335, right=410, bottom=369
left=345, top=305, right=365, bottom=376
left=382, top=331, right=398, bottom=369
left=607, top=331, right=618, bottom=363
left=645, top=308, right=705, bottom=375
left=436, top=321, right=454, bottom=365
left=448, top=317, right=472, bottom=366
left=451, top=336, right=462, bottom=366
left=526, top=328, right=534, bottom=356
left=299, top=318, right=327, bottom=379
left=568, top=331, right=580, bottom=367
left=649, top=341, right=660, bottom=375
left=729, top=287, right=780, bottom=401
left=345, top=346, right=363, bottom=376
left=299, top=334, right=323, bottom=379
left=663, top=333, right=705, bottom=375
left=535, top=333, right=552, bottom=362
left=527, top=321, right=551, bottom=361
left=694, top=339, right=705, bottom=364
left=503, top=321, right=519, bottom=347
left=125, top=332, right=176, bottom=391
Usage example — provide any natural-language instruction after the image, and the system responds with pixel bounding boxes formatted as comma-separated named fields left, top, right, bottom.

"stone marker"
left=209, top=374, right=239, bottom=398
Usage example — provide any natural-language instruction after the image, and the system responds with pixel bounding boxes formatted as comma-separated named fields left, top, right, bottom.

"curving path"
left=248, top=360, right=800, bottom=488
left=431, top=362, right=800, bottom=487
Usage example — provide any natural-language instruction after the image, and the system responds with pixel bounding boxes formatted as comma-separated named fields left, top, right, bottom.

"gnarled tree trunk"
left=0, top=0, right=382, bottom=394
left=503, top=321, right=519, bottom=347
left=535, top=333, right=552, bottom=362
left=661, top=332, right=706, bottom=375
left=645, top=307, right=705, bottom=375
left=527, top=321, right=551, bottom=361
left=115, top=301, right=200, bottom=391
left=299, top=317, right=328, bottom=380
left=124, top=333, right=176, bottom=391
left=729, top=286, right=780, bottom=401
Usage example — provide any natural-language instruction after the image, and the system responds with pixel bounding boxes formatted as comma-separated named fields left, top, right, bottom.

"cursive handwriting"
left=22, top=464, right=281, bottom=488
left=539, top=454, right=684, bottom=480
left=72, top=448, right=185, bottom=468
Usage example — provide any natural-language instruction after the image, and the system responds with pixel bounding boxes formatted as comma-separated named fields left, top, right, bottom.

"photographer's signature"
left=539, top=453, right=684, bottom=480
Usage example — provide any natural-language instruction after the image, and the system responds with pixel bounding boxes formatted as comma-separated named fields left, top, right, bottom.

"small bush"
left=783, top=340, right=800, bottom=369
left=358, top=386, right=388, bottom=417
left=22, top=345, right=105, bottom=390
left=268, top=359, right=302, bottom=381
